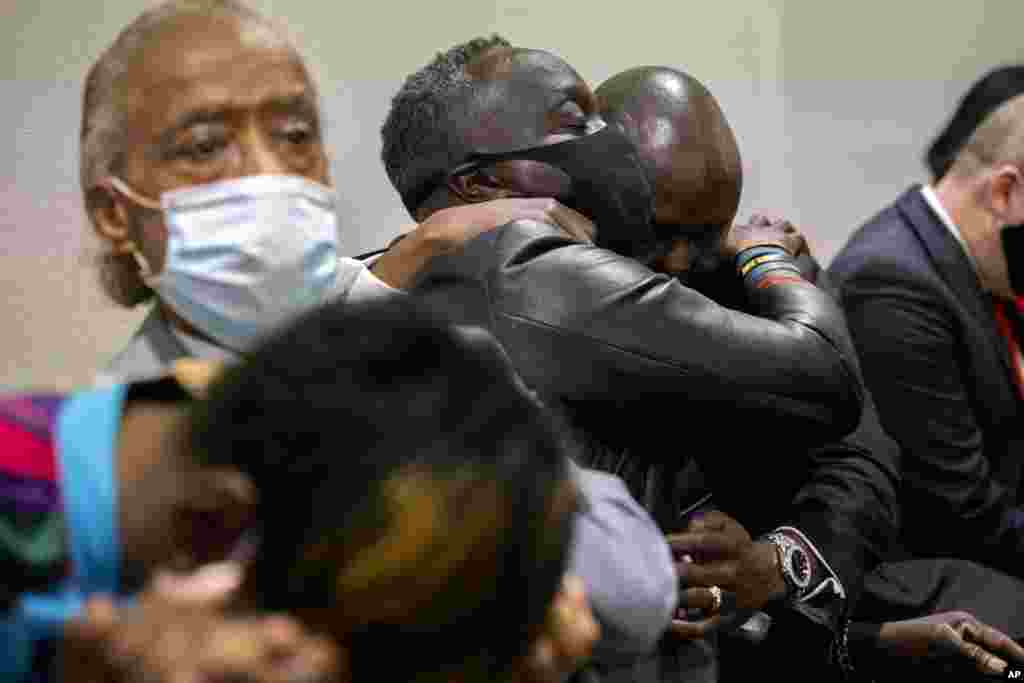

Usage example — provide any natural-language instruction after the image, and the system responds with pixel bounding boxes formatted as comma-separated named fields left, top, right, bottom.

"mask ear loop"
left=440, top=128, right=617, bottom=206
left=106, top=176, right=162, bottom=211
left=104, top=177, right=163, bottom=282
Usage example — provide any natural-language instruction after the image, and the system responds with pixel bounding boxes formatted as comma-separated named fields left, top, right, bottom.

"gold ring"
left=708, top=585, right=723, bottom=613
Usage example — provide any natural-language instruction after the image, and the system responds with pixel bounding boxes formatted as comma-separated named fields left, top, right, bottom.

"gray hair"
left=949, top=94, right=1024, bottom=179
left=81, top=0, right=296, bottom=306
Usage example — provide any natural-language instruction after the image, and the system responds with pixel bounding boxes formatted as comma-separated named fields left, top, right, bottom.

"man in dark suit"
left=828, top=67, right=1024, bottom=578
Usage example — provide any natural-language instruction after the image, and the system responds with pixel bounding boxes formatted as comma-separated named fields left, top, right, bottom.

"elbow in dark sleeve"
left=749, top=281, right=866, bottom=440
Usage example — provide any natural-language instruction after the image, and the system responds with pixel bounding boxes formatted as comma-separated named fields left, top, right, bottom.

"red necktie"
left=994, top=298, right=1024, bottom=400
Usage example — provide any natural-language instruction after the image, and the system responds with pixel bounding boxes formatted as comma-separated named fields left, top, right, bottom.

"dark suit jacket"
left=829, top=185, right=1024, bottom=575
left=802, top=251, right=1024, bottom=668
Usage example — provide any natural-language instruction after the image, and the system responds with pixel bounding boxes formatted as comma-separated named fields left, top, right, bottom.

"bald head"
left=597, top=67, right=741, bottom=242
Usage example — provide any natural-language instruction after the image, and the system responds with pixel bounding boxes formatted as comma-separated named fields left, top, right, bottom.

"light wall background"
left=2, top=0, right=1022, bottom=389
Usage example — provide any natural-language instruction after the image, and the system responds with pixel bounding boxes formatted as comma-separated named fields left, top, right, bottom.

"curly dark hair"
left=381, top=35, right=512, bottom=215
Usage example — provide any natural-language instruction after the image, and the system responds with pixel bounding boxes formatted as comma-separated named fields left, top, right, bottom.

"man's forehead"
left=473, top=47, right=582, bottom=96
left=503, top=49, right=586, bottom=102
left=120, top=13, right=313, bottom=126
left=508, top=49, right=581, bottom=82
left=465, top=47, right=591, bottom=150
left=133, top=11, right=290, bottom=71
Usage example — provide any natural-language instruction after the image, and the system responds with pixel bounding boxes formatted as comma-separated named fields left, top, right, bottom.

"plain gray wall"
left=2, top=0, right=1022, bottom=389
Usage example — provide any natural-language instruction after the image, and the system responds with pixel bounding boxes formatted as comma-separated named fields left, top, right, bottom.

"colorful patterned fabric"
left=0, top=395, right=69, bottom=612
left=0, top=385, right=128, bottom=682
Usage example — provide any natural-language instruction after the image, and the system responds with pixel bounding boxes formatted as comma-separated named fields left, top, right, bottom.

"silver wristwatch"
left=766, top=531, right=812, bottom=600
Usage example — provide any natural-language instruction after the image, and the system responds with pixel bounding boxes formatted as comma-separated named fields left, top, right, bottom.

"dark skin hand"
left=876, top=611, right=1024, bottom=677
left=62, top=597, right=344, bottom=683
left=518, top=575, right=600, bottom=683
left=724, top=212, right=807, bottom=261
left=667, top=511, right=1024, bottom=677
left=667, top=511, right=786, bottom=639
left=61, top=566, right=345, bottom=683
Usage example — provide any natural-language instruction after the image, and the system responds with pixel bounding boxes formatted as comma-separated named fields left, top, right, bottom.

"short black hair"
left=186, top=297, right=573, bottom=682
left=381, top=35, right=511, bottom=215
left=926, top=64, right=1024, bottom=181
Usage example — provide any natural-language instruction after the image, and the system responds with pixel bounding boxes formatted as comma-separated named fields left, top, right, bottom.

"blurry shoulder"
left=100, top=308, right=181, bottom=385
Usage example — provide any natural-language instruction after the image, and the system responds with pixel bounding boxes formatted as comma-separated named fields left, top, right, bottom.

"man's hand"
left=667, top=586, right=757, bottom=641
left=147, top=561, right=245, bottom=606
left=876, top=611, right=1024, bottom=677
left=668, top=512, right=786, bottom=620
left=371, top=199, right=595, bottom=288
left=723, top=212, right=806, bottom=261
left=61, top=595, right=344, bottom=683
left=519, top=575, right=600, bottom=683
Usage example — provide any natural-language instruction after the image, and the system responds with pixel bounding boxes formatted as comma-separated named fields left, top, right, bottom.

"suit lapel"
left=897, top=187, right=1018, bottom=395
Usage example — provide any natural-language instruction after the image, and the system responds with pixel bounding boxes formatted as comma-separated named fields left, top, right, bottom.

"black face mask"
left=1002, top=223, right=1024, bottom=296
left=446, top=124, right=656, bottom=259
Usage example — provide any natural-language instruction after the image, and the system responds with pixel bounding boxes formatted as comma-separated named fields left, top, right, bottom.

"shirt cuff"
left=346, top=261, right=403, bottom=302
left=361, top=264, right=401, bottom=292
left=567, top=461, right=677, bottom=658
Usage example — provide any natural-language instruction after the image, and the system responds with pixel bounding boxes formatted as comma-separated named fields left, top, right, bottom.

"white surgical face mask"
left=108, top=174, right=340, bottom=352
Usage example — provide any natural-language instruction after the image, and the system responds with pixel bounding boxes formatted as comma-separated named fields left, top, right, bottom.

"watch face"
left=788, top=546, right=812, bottom=588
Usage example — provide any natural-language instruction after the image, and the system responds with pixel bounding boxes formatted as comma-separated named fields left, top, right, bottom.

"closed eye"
left=276, top=119, right=317, bottom=146
left=173, top=131, right=228, bottom=162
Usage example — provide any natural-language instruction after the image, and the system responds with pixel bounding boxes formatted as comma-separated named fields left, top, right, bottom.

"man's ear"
left=447, top=170, right=520, bottom=203
left=987, top=165, right=1024, bottom=219
left=87, top=183, right=137, bottom=255
left=176, top=468, right=258, bottom=568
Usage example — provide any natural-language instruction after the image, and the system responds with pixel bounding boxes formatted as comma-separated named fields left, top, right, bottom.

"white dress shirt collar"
left=920, top=184, right=978, bottom=271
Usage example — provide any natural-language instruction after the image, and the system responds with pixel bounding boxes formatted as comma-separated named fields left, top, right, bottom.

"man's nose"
left=239, top=127, right=288, bottom=176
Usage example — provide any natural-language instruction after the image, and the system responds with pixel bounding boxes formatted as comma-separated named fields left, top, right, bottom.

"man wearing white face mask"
left=84, top=0, right=593, bottom=383
left=103, top=174, right=342, bottom=357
